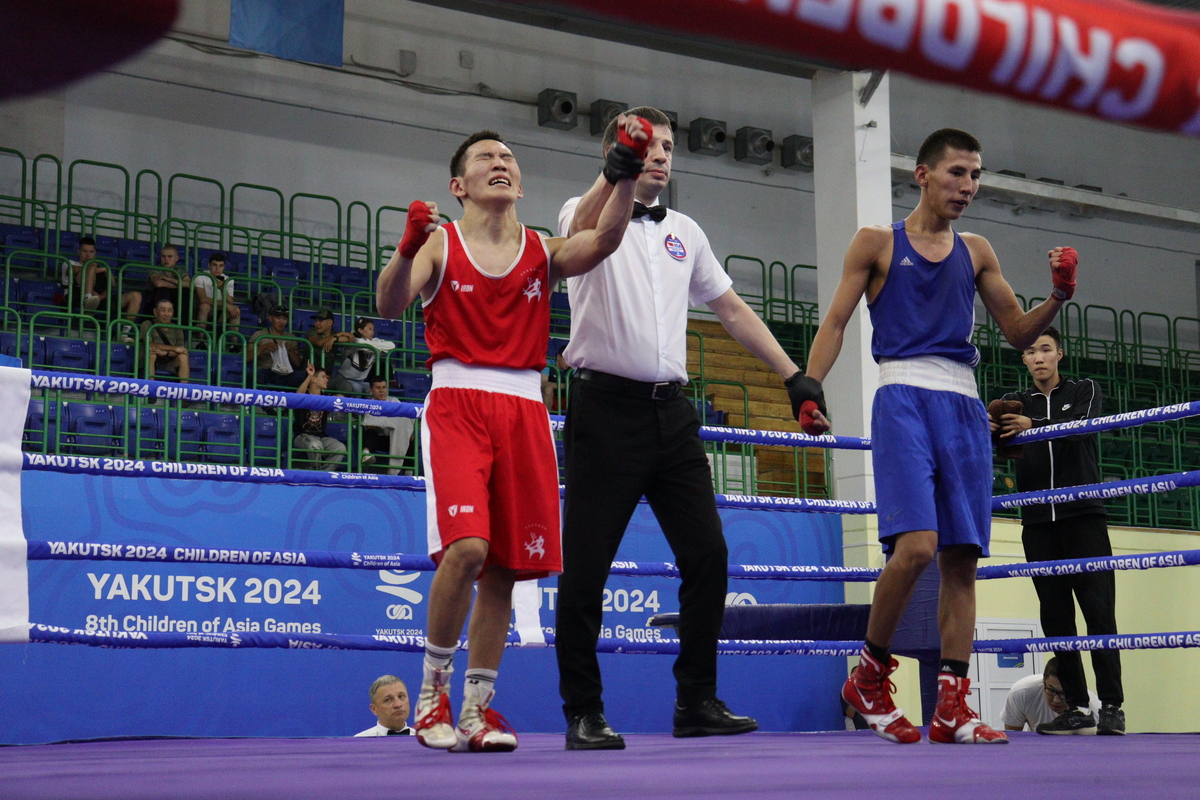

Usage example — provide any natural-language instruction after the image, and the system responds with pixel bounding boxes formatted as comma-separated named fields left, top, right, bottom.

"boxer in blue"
left=789, top=128, right=1078, bottom=745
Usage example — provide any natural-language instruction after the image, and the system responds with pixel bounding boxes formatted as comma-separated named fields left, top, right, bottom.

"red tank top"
left=423, top=222, right=550, bottom=371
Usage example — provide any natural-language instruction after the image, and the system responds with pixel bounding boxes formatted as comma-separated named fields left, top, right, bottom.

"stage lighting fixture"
left=590, top=99, right=628, bottom=136
left=688, top=118, right=727, bottom=156
left=735, top=126, right=775, bottom=165
left=660, top=110, right=679, bottom=133
left=781, top=135, right=814, bottom=171
left=538, top=89, right=578, bottom=131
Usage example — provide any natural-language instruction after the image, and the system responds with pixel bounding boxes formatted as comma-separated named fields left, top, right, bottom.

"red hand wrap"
left=617, top=116, right=653, bottom=160
left=399, top=201, right=435, bottom=260
left=1051, top=246, right=1077, bottom=301
left=799, top=400, right=822, bottom=436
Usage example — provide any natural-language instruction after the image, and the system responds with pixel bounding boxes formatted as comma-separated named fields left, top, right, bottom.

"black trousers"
left=556, top=376, right=728, bottom=720
left=1022, top=514, right=1123, bottom=708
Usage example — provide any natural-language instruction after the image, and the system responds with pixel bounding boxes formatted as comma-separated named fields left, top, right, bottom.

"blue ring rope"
left=1009, top=399, right=1200, bottom=444
left=29, top=370, right=874, bottom=449
left=21, top=624, right=1200, bottom=655
left=25, top=451, right=1199, bottom=518
left=993, top=469, right=1200, bottom=509
left=32, top=370, right=1200, bottom=450
left=25, top=539, right=1200, bottom=583
left=21, top=454, right=876, bottom=514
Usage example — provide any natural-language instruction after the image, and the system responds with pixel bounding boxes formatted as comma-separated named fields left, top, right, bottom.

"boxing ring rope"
left=21, top=623, right=1200, bottom=658
left=24, top=539, right=1200, bottom=583
left=15, top=370, right=1200, bottom=660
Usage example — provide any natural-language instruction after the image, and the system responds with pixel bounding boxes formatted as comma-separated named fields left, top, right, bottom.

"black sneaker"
left=565, top=712, right=625, bottom=750
left=1098, top=704, right=1126, bottom=736
left=673, top=698, right=758, bottom=738
left=1036, top=708, right=1097, bottom=735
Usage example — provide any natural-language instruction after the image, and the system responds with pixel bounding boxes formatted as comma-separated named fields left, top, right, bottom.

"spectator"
left=250, top=304, right=307, bottom=388
left=1001, top=657, right=1100, bottom=733
left=292, top=363, right=346, bottom=468
left=139, top=298, right=190, bottom=381
left=355, top=675, right=413, bottom=736
left=994, top=325, right=1124, bottom=736
left=59, top=236, right=143, bottom=320
left=542, top=346, right=569, bottom=412
left=146, top=244, right=191, bottom=314
left=305, top=308, right=356, bottom=356
left=362, top=375, right=414, bottom=475
left=330, top=318, right=396, bottom=395
left=193, top=251, right=241, bottom=342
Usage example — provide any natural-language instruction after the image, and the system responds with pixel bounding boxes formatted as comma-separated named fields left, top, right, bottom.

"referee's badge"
left=664, top=233, right=687, bottom=260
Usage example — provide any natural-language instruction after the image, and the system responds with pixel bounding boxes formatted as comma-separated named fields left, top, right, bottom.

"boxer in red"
left=376, top=117, right=647, bottom=752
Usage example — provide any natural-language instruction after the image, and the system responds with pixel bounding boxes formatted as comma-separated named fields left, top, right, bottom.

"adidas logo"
left=900, top=256, right=914, bottom=266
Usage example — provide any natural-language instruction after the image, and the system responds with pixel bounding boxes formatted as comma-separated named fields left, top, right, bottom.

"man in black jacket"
left=993, top=325, right=1124, bottom=736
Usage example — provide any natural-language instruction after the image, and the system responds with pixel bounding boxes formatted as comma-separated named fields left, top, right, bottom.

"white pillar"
left=811, top=70, right=893, bottom=596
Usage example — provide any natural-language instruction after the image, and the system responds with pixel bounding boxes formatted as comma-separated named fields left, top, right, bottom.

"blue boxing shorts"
left=871, top=383, right=992, bottom=556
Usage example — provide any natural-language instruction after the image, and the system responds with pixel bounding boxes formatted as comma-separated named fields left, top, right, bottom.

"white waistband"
left=877, top=356, right=978, bottom=397
left=430, top=359, right=543, bottom=403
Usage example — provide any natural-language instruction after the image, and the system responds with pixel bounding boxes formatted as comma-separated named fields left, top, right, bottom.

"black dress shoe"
left=566, top=712, right=626, bottom=750
left=673, top=698, right=758, bottom=738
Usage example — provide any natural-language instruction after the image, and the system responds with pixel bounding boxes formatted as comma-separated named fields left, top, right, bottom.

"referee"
left=555, top=106, right=807, bottom=749
left=993, top=325, right=1125, bottom=736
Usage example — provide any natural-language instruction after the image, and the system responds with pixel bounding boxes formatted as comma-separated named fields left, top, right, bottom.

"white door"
left=969, top=618, right=1044, bottom=729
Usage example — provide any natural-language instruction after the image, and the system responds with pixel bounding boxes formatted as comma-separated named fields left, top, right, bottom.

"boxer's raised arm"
left=377, top=201, right=442, bottom=318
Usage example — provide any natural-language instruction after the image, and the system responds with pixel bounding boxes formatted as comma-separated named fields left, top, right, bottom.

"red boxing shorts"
left=421, top=373, right=562, bottom=580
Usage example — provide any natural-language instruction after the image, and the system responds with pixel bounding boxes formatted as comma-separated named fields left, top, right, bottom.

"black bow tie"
left=632, top=202, right=667, bottom=222
left=387, top=728, right=411, bottom=735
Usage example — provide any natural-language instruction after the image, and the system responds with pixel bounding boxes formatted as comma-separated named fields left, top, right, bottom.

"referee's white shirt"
left=558, top=196, right=732, bottom=384
left=354, top=722, right=413, bottom=736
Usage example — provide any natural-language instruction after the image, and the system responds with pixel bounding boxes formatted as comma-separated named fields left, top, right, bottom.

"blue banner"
left=229, top=0, right=345, bottom=67
left=0, top=471, right=846, bottom=742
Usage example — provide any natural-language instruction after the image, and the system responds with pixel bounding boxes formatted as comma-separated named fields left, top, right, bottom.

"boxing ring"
left=2, top=367, right=1199, bottom=798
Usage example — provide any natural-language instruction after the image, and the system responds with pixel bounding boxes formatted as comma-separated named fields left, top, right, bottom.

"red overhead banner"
left=507, top=0, right=1200, bottom=136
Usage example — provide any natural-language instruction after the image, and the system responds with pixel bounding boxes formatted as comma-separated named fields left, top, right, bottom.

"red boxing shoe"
left=452, top=694, right=518, bottom=753
left=842, top=649, right=921, bottom=744
left=414, top=669, right=457, bottom=750
left=928, top=674, right=1009, bottom=744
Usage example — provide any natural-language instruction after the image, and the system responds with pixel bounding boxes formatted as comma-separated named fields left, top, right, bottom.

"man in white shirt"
left=355, top=675, right=414, bottom=736
left=556, top=106, right=806, bottom=749
left=1002, top=657, right=1101, bottom=733
left=362, top=375, right=414, bottom=475
left=192, top=251, right=241, bottom=342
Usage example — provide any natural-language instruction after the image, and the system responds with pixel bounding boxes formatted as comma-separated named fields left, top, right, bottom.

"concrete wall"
left=0, top=0, right=1193, bottom=323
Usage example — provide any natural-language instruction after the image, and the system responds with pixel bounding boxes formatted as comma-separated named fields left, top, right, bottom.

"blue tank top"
left=868, top=220, right=980, bottom=367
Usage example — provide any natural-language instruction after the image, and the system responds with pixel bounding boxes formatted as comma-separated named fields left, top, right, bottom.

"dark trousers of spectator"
left=362, top=427, right=390, bottom=474
left=1022, top=513, right=1123, bottom=708
left=556, top=373, right=728, bottom=720
left=257, top=368, right=306, bottom=389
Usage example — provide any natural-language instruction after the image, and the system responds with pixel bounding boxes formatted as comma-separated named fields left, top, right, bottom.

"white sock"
left=423, top=642, right=456, bottom=685
left=463, top=668, right=498, bottom=708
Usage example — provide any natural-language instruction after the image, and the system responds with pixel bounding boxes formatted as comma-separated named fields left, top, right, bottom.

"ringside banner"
left=507, top=0, right=1200, bottom=135
left=0, top=472, right=844, bottom=742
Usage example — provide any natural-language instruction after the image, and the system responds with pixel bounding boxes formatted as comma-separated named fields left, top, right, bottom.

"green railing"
left=230, top=182, right=286, bottom=232
left=167, top=173, right=226, bottom=226
left=67, top=159, right=130, bottom=216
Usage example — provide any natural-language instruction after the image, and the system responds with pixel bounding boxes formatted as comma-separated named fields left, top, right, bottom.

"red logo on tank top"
left=664, top=234, right=686, bottom=260
left=523, top=276, right=543, bottom=302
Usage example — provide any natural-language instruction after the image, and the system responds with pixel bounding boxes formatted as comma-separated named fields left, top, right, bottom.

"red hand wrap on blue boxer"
left=1051, top=246, right=1077, bottom=301
left=785, top=372, right=827, bottom=436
